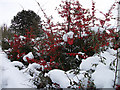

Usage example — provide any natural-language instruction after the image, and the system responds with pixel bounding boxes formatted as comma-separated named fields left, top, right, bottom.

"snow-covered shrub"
left=3, top=0, right=119, bottom=89
left=6, top=28, right=36, bottom=64
left=43, top=48, right=117, bottom=88
left=33, top=0, right=118, bottom=88
left=35, top=0, right=118, bottom=71
left=45, top=69, right=96, bottom=89
left=21, top=63, right=54, bottom=89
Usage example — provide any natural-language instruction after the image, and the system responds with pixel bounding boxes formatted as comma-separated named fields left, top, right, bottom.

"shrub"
left=7, top=28, right=36, bottom=64
left=5, top=0, right=118, bottom=89
left=35, top=0, right=117, bottom=71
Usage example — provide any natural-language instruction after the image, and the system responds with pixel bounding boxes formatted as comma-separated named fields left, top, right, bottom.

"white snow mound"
left=63, top=31, right=74, bottom=42
left=45, top=69, right=70, bottom=88
left=0, top=47, right=33, bottom=89
left=23, top=52, right=34, bottom=62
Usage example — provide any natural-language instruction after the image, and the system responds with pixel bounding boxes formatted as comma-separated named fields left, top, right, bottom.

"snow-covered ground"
left=0, top=46, right=33, bottom=89
left=0, top=46, right=118, bottom=89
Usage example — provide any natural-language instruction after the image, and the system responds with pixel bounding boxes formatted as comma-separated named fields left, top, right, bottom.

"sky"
left=0, top=0, right=118, bottom=27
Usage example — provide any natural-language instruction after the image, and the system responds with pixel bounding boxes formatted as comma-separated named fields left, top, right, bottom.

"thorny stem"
left=68, top=14, right=70, bottom=32
left=113, top=48, right=119, bottom=88
left=67, top=2, right=71, bottom=32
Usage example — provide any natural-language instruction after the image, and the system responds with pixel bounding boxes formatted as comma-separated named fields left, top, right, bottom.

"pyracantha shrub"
left=116, top=85, right=120, bottom=90
left=7, top=0, right=118, bottom=71
left=5, top=0, right=118, bottom=89
left=35, top=0, right=118, bottom=71
left=7, top=28, right=36, bottom=64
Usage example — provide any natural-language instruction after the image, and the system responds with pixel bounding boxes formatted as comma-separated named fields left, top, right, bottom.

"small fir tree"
left=10, top=10, right=43, bottom=37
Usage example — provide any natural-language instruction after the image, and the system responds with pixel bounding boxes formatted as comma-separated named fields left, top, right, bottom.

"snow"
left=21, top=63, right=42, bottom=81
left=23, top=52, right=34, bottom=62
left=106, top=48, right=117, bottom=55
left=28, top=63, right=42, bottom=70
left=79, top=49, right=116, bottom=88
left=11, top=61, right=25, bottom=69
left=26, top=63, right=43, bottom=76
left=80, top=56, right=100, bottom=71
left=19, top=36, right=26, bottom=40
left=45, top=69, right=70, bottom=88
left=80, top=49, right=116, bottom=71
left=0, top=47, right=33, bottom=89
left=100, top=51, right=116, bottom=67
left=91, top=27, right=105, bottom=33
left=66, top=70, right=76, bottom=79
left=63, top=31, right=74, bottom=42
left=76, top=52, right=86, bottom=60
left=92, top=63, right=114, bottom=88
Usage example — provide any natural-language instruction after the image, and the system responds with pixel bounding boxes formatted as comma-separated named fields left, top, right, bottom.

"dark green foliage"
left=75, top=36, right=95, bottom=56
left=10, top=10, right=43, bottom=37
left=2, top=40, right=10, bottom=50
left=58, top=44, right=82, bottom=71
